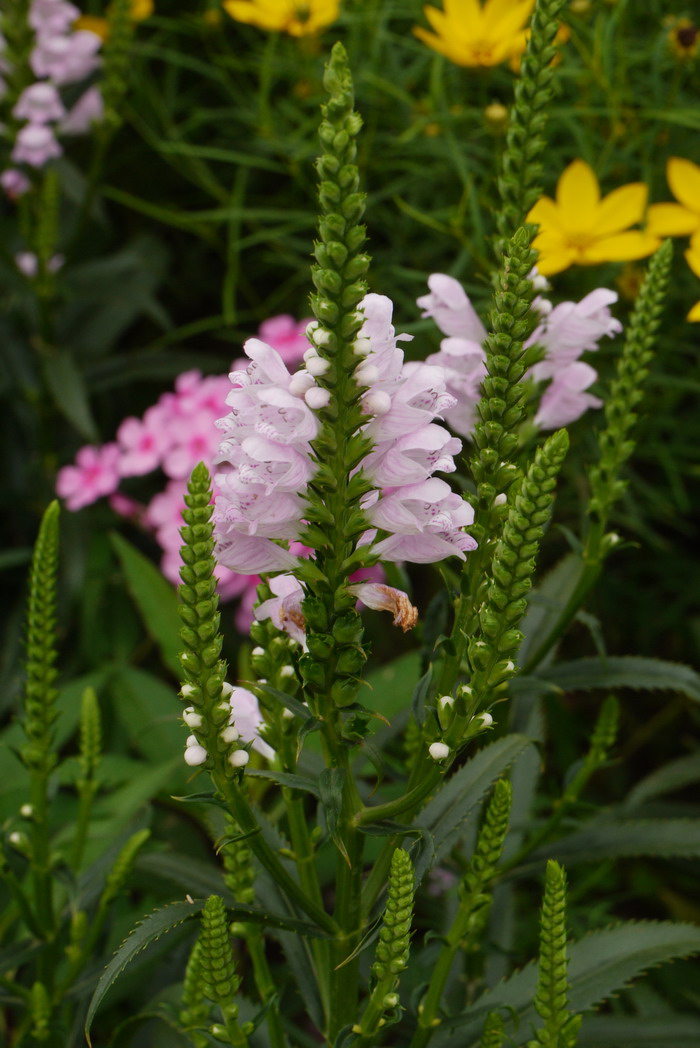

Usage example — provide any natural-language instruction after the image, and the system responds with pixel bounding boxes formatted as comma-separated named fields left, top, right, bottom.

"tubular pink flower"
left=29, top=0, right=81, bottom=34
left=362, top=423, right=461, bottom=487
left=13, top=82, right=66, bottom=124
left=425, top=337, right=487, bottom=439
left=59, top=85, right=104, bottom=134
left=11, top=124, right=62, bottom=167
left=528, top=288, right=622, bottom=379
left=226, top=686, right=274, bottom=760
left=534, top=361, right=602, bottom=430
left=1, top=170, right=31, bottom=199
left=30, top=30, right=101, bottom=85
left=254, top=574, right=307, bottom=645
left=368, top=478, right=477, bottom=563
left=417, top=273, right=488, bottom=341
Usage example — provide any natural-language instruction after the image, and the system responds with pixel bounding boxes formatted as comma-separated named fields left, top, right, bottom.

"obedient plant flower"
left=414, top=0, right=535, bottom=68
left=222, top=0, right=340, bottom=36
left=421, top=273, right=621, bottom=432
left=685, top=247, right=700, bottom=322
left=527, top=159, right=660, bottom=275
left=646, top=158, right=700, bottom=249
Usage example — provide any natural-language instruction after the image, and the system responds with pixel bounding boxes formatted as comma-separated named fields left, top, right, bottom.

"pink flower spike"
left=56, top=443, right=121, bottom=510
left=227, top=686, right=274, bottom=759
left=535, top=362, right=603, bottom=430
left=347, top=582, right=418, bottom=632
left=117, top=408, right=170, bottom=476
left=29, top=0, right=81, bottom=34
left=417, top=274, right=488, bottom=341
left=255, top=574, right=306, bottom=645
left=30, top=30, right=101, bottom=86
left=11, top=124, right=62, bottom=168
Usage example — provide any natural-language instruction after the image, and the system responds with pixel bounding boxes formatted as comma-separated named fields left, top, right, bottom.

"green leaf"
left=135, top=851, right=227, bottom=897
left=413, top=734, right=534, bottom=884
left=357, top=652, right=422, bottom=721
left=434, top=921, right=700, bottom=1047
left=576, top=1014, right=700, bottom=1047
left=534, top=657, right=700, bottom=703
left=85, top=900, right=204, bottom=1043
left=109, top=665, right=183, bottom=764
left=319, top=767, right=351, bottom=865
left=256, top=682, right=312, bottom=721
left=43, top=349, right=98, bottom=442
left=625, top=752, right=700, bottom=809
left=520, top=819, right=700, bottom=870
left=109, top=532, right=182, bottom=675
left=518, top=553, right=583, bottom=668
left=246, top=769, right=321, bottom=797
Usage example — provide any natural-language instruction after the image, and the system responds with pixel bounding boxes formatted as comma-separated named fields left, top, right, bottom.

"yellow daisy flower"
left=75, top=0, right=154, bottom=41
left=414, top=0, right=535, bottom=68
left=222, top=0, right=340, bottom=36
left=646, top=158, right=700, bottom=249
left=527, top=159, right=660, bottom=276
left=685, top=247, right=700, bottom=322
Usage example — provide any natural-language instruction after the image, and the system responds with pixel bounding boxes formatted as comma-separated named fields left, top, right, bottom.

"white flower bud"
left=352, top=336, right=372, bottom=356
left=186, top=734, right=198, bottom=747
left=306, top=355, right=330, bottom=376
left=429, top=742, right=450, bottom=761
left=305, top=321, right=319, bottom=338
left=354, top=363, right=379, bottom=386
left=282, top=707, right=294, bottom=719
left=20, top=804, right=33, bottom=819
left=229, top=750, right=250, bottom=768
left=303, top=347, right=319, bottom=362
left=279, top=665, right=295, bottom=678
left=305, top=386, right=331, bottom=410
left=458, top=684, right=473, bottom=697
left=184, top=744, right=208, bottom=766
left=220, top=682, right=234, bottom=698
left=289, top=369, right=316, bottom=397
left=8, top=831, right=24, bottom=846
left=476, top=712, right=494, bottom=729
left=183, top=708, right=203, bottom=728
left=311, top=327, right=330, bottom=346
left=180, top=684, right=196, bottom=698
left=362, top=390, right=392, bottom=416
left=438, top=695, right=454, bottom=710
left=251, top=646, right=265, bottom=656
left=494, top=493, right=507, bottom=506
left=221, top=725, right=240, bottom=743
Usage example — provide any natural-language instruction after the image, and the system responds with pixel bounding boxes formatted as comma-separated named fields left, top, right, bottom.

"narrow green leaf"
left=434, top=921, right=700, bottom=1047
left=109, top=532, right=182, bottom=675
left=414, top=735, right=533, bottom=884
left=319, top=767, right=351, bottom=865
left=535, top=657, right=700, bottom=703
left=625, top=752, right=700, bottom=809
left=246, top=769, right=321, bottom=797
left=576, top=1014, right=700, bottom=1047
left=43, top=350, right=98, bottom=442
left=520, top=819, right=700, bottom=870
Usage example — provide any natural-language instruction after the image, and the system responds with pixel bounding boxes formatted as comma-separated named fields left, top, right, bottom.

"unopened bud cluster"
left=372, top=848, right=415, bottom=982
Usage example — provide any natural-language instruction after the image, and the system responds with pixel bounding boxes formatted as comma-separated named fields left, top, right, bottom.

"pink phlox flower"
left=528, top=288, right=621, bottom=380
left=108, top=492, right=144, bottom=520
left=161, top=409, right=222, bottom=479
left=369, top=478, right=477, bottom=563
left=55, top=442, right=120, bottom=510
left=30, top=30, right=101, bottom=85
left=1, top=170, right=32, bottom=199
left=117, top=405, right=171, bottom=476
left=362, top=423, right=461, bottom=487
left=11, top=124, right=62, bottom=167
left=535, top=361, right=603, bottom=430
left=258, top=314, right=312, bottom=365
left=59, top=85, right=104, bottom=134
left=417, top=273, right=488, bottom=341
left=13, top=82, right=66, bottom=124
left=255, top=574, right=307, bottom=646
left=227, top=686, right=274, bottom=760
left=29, top=0, right=81, bottom=34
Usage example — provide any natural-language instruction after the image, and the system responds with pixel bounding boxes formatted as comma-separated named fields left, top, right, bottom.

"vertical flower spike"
left=179, top=939, right=210, bottom=1047
left=353, top=848, right=415, bottom=1046
left=296, top=41, right=374, bottom=715
left=460, top=428, right=568, bottom=720
left=197, top=895, right=250, bottom=1046
left=101, top=0, right=135, bottom=131
left=588, top=241, right=672, bottom=526
left=415, top=781, right=512, bottom=1046
left=479, top=1012, right=506, bottom=1048
left=495, top=0, right=568, bottom=253
left=527, top=862, right=581, bottom=1048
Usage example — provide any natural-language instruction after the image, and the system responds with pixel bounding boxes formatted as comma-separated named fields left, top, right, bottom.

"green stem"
left=246, top=932, right=287, bottom=1048
left=70, top=784, right=97, bottom=872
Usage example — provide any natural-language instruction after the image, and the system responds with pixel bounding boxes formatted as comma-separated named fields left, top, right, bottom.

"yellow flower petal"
left=532, top=241, right=576, bottom=276
left=73, top=15, right=109, bottom=39
left=556, top=160, right=600, bottom=232
left=131, top=0, right=154, bottom=19
left=482, top=0, right=534, bottom=33
left=688, top=300, right=700, bottom=322
left=592, top=183, right=647, bottom=237
left=413, top=25, right=468, bottom=64
left=646, top=202, right=700, bottom=237
left=686, top=247, right=700, bottom=280
left=667, top=157, right=700, bottom=216
left=582, top=231, right=660, bottom=264
left=443, top=0, right=481, bottom=26
left=527, top=196, right=566, bottom=234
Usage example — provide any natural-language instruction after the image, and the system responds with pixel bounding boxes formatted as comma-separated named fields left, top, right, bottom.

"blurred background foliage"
left=1, top=3, right=699, bottom=1038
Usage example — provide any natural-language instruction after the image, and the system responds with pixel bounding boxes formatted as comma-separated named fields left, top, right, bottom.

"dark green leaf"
left=246, top=769, right=320, bottom=797
left=319, top=767, right=350, bottom=865
left=520, top=819, right=700, bottom=871
left=43, top=349, right=98, bottom=442
left=534, top=657, right=700, bottom=703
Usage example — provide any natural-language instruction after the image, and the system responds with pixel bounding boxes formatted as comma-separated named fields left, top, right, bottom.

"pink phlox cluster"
left=55, top=316, right=311, bottom=623
left=419, top=274, right=622, bottom=434
left=355, top=294, right=476, bottom=564
left=2, top=0, right=104, bottom=191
